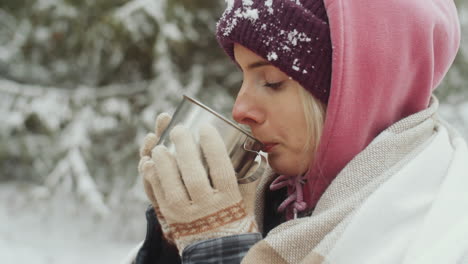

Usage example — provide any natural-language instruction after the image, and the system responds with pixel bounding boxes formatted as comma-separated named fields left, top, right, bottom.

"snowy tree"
left=0, top=0, right=237, bottom=247
left=436, top=0, right=468, bottom=102
left=0, top=0, right=237, bottom=184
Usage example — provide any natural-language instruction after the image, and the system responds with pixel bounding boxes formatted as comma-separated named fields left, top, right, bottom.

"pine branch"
left=69, top=147, right=110, bottom=217
left=44, top=155, right=70, bottom=188
left=0, top=78, right=149, bottom=98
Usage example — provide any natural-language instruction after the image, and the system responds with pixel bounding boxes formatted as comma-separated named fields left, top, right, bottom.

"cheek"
left=282, top=113, right=309, bottom=151
left=269, top=111, right=312, bottom=175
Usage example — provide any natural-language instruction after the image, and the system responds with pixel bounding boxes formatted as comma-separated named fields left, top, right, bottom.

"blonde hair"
left=298, top=86, right=326, bottom=159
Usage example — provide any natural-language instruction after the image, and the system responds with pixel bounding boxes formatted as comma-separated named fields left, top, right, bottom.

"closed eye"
left=264, top=81, right=283, bottom=90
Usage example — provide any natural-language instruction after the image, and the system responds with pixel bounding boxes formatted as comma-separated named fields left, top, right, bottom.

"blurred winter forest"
left=0, top=0, right=467, bottom=263
left=0, top=0, right=237, bottom=262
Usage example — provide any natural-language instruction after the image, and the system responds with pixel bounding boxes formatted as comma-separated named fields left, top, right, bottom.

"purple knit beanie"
left=216, top=0, right=332, bottom=104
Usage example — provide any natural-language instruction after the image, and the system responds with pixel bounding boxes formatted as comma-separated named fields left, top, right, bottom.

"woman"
left=132, top=0, right=468, bottom=263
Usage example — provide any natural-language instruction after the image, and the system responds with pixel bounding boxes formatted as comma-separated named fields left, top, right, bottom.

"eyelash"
left=264, top=81, right=283, bottom=90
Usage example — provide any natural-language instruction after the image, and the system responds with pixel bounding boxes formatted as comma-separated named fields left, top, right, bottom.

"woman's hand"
left=144, top=123, right=258, bottom=253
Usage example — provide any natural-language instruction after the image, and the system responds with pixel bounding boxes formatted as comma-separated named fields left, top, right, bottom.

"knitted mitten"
left=146, top=124, right=258, bottom=253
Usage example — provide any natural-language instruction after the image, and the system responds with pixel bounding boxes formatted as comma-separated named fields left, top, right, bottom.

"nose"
left=232, top=85, right=265, bottom=126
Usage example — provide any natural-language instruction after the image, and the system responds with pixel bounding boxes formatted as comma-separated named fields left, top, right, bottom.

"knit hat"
left=216, top=0, right=332, bottom=104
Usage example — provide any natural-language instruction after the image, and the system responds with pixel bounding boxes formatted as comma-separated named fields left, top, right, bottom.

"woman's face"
left=232, top=44, right=313, bottom=176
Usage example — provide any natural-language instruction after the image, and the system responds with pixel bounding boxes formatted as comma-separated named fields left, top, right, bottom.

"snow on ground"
left=0, top=182, right=144, bottom=264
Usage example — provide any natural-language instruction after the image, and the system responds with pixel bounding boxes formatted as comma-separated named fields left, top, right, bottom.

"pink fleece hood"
left=304, top=0, right=461, bottom=210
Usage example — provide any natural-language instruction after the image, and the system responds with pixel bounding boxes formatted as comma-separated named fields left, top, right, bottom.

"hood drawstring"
left=270, top=174, right=307, bottom=219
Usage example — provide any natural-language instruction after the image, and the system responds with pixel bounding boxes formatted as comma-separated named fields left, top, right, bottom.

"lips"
left=262, top=143, right=278, bottom=153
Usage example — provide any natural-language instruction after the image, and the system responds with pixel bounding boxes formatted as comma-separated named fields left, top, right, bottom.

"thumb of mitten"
left=238, top=160, right=262, bottom=215
left=239, top=181, right=258, bottom=216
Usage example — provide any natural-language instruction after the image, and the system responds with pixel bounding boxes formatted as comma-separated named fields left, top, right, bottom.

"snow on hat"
left=216, top=0, right=332, bottom=103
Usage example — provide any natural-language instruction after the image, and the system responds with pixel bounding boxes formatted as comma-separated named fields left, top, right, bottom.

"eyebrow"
left=247, top=61, right=272, bottom=70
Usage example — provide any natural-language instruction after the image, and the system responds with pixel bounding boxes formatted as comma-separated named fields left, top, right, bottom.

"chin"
left=268, top=154, right=307, bottom=177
